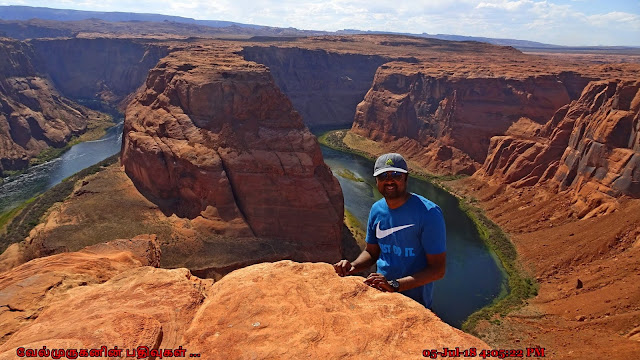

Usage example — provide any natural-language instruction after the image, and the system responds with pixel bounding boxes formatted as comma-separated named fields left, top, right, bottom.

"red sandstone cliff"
left=0, top=37, right=109, bottom=175
left=478, top=80, right=640, bottom=218
left=351, top=64, right=591, bottom=175
left=121, top=45, right=344, bottom=263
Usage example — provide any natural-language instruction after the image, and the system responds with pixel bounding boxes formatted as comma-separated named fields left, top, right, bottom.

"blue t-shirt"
left=365, top=193, right=446, bottom=308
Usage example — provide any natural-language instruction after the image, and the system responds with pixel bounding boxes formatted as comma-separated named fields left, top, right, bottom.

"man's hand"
left=364, top=273, right=394, bottom=292
left=333, top=260, right=355, bottom=277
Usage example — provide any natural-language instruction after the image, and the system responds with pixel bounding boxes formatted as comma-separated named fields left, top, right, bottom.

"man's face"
left=375, top=171, right=408, bottom=199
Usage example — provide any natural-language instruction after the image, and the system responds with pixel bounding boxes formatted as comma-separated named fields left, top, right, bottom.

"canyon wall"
left=121, top=44, right=344, bottom=263
left=241, top=46, right=388, bottom=128
left=478, top=80, right=640, bottom=218
left=0, top=38, right=108, bottom=175
left=350, top=65, right=592, bottom=174
left=29, top=38, right=169, bottom=105
left=0, top=37, right=168, bottom=175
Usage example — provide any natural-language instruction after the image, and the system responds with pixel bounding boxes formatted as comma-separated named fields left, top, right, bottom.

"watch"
left=388, top=279, right=400, bottom=292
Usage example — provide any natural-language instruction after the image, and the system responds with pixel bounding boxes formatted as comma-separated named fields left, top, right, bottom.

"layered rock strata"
left=0, top=239, right=488, bottom=358
left=121, top=45, right=343, bottom=263
left=478, top=80, right=640, bottom=218
left=0, top=37, right=108, bottom=175
left=241, top=46, right=388, bottom=127
left=351, top=64, right=591, bottom=174
left=29, top=38, right=169, bottom=105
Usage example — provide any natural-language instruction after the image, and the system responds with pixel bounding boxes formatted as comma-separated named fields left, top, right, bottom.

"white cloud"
left=1, top=0, right=639, bottom=46
left=476, top=0, right=532, bottom=11
left=587, top=11, right=640, bottom=28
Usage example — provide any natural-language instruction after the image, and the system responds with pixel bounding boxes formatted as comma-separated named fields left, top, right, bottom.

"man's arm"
left=395, top=252, right=446, bottom=291
left=365, top=252, right=446, bottom=292
left=333, top=243, right=380, bottom=277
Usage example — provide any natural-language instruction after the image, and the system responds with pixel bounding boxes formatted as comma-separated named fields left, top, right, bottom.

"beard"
left=380, top=183, right=404, bottom=199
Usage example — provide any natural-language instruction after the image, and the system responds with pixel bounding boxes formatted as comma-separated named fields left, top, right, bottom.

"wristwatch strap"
left=388, top=279, right=400, bottom=292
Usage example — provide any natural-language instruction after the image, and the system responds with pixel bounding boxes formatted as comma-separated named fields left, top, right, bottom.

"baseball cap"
left=373, top=153, right=408, bottom=176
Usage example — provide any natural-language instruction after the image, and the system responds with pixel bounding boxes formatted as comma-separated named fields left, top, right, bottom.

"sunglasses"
left=376, top=171, right=404, bottom=181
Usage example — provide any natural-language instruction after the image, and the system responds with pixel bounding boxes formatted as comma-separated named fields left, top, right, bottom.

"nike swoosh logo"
left=376, top=222, right=415, bottom=239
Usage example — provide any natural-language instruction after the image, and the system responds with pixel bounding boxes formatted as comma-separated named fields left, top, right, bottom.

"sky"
left=1, top=0, right=639, bottom=46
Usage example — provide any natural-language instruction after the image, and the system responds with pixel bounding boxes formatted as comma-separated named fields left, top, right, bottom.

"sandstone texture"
left=0, top=239, right=488, bottom=359
left=478, top=80, right=640, bottom=218
left=0, top=37, right=109, bottom=175
left=184, top=260, right=487, bottom=358
left=351, top=67, right=589, bottom=175
left=0, top=235, right=164, bottom=346
left=121, top=44, right=344, bottom=263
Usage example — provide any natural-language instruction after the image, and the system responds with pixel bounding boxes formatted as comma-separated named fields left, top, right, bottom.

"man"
left=334, top=153, right=446, bottom=309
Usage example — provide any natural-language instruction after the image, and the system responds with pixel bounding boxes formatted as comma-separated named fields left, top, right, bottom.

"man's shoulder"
left=409, top=193, right=441, bottom=211
left=370, top=198, right=388, bottom=212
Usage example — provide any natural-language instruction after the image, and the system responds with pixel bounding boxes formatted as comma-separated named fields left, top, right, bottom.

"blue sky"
left=1, top=0, right=639, bottom=46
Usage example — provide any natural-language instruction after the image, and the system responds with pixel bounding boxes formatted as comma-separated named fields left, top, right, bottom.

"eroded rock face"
left=478, top=80, right=640, bottom=218
left=0, top=38, right=108, bottom=175
left=351, top=66, right=591, bottom=175
left=121, top=45, right=343, bottom=263
left=0, top=240, right=488, bottom=358
left=29, top=38, right=169, bottom=105
left=241, top=46, right=387, bottom=127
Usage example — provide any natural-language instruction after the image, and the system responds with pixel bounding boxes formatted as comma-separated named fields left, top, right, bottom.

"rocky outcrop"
left=29, top=38, right=169, bottom=105
left=0, top=235, right=163, bottom=346
left=351, top=65, right=591, bottom=175
left=241, top=46, right=387, bottom=128
left=0, top=37, right=109, bottom=175
left=184, top=260, right=488, bottom=358
left=478, top=80, right=640, bottom=218
left=121, top=45, right=343, bottom=263
left=0, top=239, right=488, bottom=358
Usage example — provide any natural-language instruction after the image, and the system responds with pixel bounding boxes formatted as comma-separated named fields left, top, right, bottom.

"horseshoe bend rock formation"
left=121, top=45, right=343, bottom=263
left=477, top=79, right=640, bottom=218
left=0, top=239, right=488, bottom=358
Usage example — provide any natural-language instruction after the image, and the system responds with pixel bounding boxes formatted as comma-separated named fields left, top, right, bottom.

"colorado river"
left=0, top=121, right=124, bottom=214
